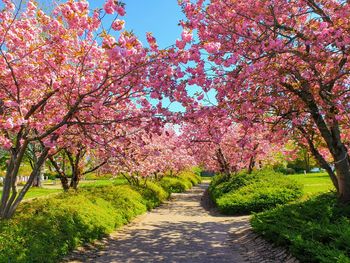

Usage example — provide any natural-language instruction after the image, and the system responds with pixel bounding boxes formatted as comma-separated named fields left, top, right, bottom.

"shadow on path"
left=66, top=183, right=300, bottom=263
left=66, top=183, right=249, bottom=263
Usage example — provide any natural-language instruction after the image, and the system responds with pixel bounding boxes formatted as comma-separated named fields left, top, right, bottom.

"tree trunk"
left=0, top=145, right=49, bottom=219
left=216, top=148, right=231, bottom=178
left=60, top=176, right=70, bottom=191
left=305, top=135, right=339, bottom=192
left=247, top=156, right=255, bottom=174
left=304, top=152, right=311, bottom=173
left=70, top=167, right=82, bottom=190
left=0, top=139, right=29, bottom=219
left=297, top=90, right=350, bottom=202
left=333, top=150, right=350, bottom=203
left=32, top=163, right=44, bottom=187
left=48, top=156, right=69, bottom=191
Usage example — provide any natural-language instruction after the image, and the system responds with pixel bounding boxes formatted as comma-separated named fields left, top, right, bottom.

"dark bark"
left=48, top=156, right=69, bottom=191
left=0, top=146, right=49, bottom=219
left=5, top=147, right=49, bottom=218
left=304, top=97, right=350, bottom=202
left=216, top=148, right=231, bottom=178
left=0, top=139, right=29, bottom=219
left=283, top=80, right=350, bottom=202
left=32, top=169, right=42, bottom=187
left=247, top=144, right=258, bottom=174
left=303, top=151, right=311, bottom=173
left=303, top=133, right=339, bottom=191
left=247, top=156, right=255, bottom=174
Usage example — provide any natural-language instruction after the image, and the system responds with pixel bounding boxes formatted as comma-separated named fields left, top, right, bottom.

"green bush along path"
left=66, top=181, right=300, bottom=263
left=251, top=172, right=349, bottom=263
left=0, top=172, right=201, bottom=262
left=209, top=170, right=303, bottom=214
left=0, top=169, right=341, bottom=263
left=208, top=169, right=350, bottom=262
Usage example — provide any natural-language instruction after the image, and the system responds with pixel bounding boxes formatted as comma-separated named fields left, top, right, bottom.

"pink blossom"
left=112, top=19, right=125, bottom=31
left=176, top=39, right=186, bottom=49
left=203, top=42, right=221, bottom=53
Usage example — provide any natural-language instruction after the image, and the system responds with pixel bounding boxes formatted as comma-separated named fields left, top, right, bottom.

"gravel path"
left=66, top=183, right=298, bottom=263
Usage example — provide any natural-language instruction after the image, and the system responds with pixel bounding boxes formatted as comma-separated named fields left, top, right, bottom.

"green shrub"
left=84, top=173, right=115, bottom=180
left=135, top=181, right=170, bottom=209
left=209, top=170, right=303, bottom=214
left=160, top=176, right=192, bottom=193
left=190, top=166, right=203, bottom=176
left=84, top=185, right=147, bottom=224
left=251, top=193, right=350, bottom=263
left=0, top=193, right=118, bottom=263
left=44, top=172, right=58, bottom=180
left=209, top=171, right=250, bottom=200
left=0, top=170, right=198, bottom=263
left=0, top=185, right=148, bottom=263
left=177, top=171, right=202, bottom=185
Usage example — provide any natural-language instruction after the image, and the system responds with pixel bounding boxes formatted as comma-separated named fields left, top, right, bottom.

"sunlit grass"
left=0, top=188, right=61, bottom=200
left=287, top=172, right=335, bottom=198
left=0, top=178, right=128, bottom=200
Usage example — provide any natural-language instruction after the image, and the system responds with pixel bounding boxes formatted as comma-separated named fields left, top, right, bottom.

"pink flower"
left=112, top=19, right=125, bottom=31
left=103, top=0, right=115, bottom=14
left=197, top=94, right=204, bottom=100
left=176, top=39, right=186, bottom=49
left=181, top=29, right=192, bottom=43
left=4, top=118, right=14, bottom=129
left=204, top=42, right=221, bottom=53
left=116, top=6, right=126, bottom=16
left=146, top=32, right=158, bottom=51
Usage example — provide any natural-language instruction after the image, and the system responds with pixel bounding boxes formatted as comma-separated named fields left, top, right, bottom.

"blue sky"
left=35, top=0, right=216, bottom=111
left=107, top=0, right=185, bottom=49
left=37, top=0, right=185, bottom=49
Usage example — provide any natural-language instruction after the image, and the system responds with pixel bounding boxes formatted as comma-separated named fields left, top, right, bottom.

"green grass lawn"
left=287, top=172, right=335, bottom=197
left=0, top=178, right=128, bottom=200
left=0, top=188, right=61, bottom=200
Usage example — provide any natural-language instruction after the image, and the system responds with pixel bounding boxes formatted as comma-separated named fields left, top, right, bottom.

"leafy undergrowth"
left=251, top=193, right=350, bottom=263
left=0, top=171, right=200, bottom=263
left=160, top=171, right=201, bottom=193
left=209, top=170, right=303, bottom=214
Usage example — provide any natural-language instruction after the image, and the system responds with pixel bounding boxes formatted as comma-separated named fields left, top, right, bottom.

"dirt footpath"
left=66, top=183, right=298, bottom=263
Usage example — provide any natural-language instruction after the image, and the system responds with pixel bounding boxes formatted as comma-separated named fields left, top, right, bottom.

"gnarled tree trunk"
left=216, top=147, right=231, bottom=178
left=0, top=142, right=49, bottom=219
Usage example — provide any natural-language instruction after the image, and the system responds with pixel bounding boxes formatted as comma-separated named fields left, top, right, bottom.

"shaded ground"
left=66, top=183, right=298, bottom=263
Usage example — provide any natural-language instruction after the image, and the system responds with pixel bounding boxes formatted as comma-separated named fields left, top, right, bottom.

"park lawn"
left=0, top=178, right=128, bottom=199
left=287, top=172, right=335, bottom=197
left=0, top=188, right=61, bottom=200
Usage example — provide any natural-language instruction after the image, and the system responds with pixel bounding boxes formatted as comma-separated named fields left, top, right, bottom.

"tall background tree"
left=178, top=0, right=350, bottom=202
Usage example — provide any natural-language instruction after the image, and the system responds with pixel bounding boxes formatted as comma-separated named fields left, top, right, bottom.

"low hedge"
left=251, top=193, right=350, bottom=263
left=209, top=170, right=303, bottom=214
left=135, top=181, right=170, bottom=210
left=160, top=176, right=192, bottom=193
left=0, top=172, right=200, bottom=263
left=178, top=170, right=202, bottom=185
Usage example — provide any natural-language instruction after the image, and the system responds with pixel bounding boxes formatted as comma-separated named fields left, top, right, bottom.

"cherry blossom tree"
left=179, top=0, right=350, bottom=202
left=0, top=0, right=176, bottom=219
left=107, top=126, right=195, bottom=185
left=181, top=108, right=277, bottom=177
